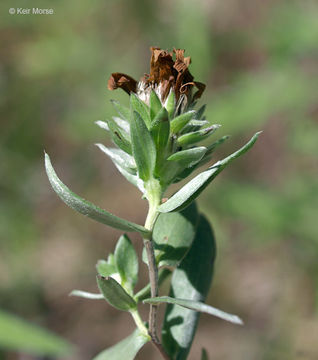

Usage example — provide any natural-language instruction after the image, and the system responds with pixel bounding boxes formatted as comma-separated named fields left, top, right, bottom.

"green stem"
left=143, top=179, right=170, bottom=359
left=129, top=309, right=149, bottom=338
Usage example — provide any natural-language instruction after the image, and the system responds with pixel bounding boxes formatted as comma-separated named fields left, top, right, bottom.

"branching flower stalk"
left=45, top=47, right=261, bottom=360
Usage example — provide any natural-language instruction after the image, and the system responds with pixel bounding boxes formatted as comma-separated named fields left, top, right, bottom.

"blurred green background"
left=1, top=0, right=318, bottom=359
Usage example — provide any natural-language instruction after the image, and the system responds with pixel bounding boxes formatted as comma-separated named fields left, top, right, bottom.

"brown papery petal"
left=192, top=81, right=206, bottom=101
left=108, top=73, right=138, bottom=95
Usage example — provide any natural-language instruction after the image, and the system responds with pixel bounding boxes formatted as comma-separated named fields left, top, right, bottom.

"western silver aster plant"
left=45, top=47, right=261, bottom=360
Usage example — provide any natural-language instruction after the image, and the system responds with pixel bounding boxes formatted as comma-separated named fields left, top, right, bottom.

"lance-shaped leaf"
left=114, top=234, right=138, bottom=292
left=165, top=89, right=176, bottom=118
left=150, top=90, right=162, bottom=121
left=96, top=118, right=130, bottom=135
left=150, top=107, right=170, bottom=174
left=150, top=107, right=170, bottom=151
left=152, top=201, right=199, bottom=267
left=97, top=276, right=136, bottom=311
left=112, top=117, right=130, bottom=134
left=0, top=310, right=73, bottom=356
left=107, top=118, right=132, bottom=155
left=92, top=328, right=149, bottom=360
left=167, top=147, right=207, bottom=168
left=177, top=125, right=221, bottom=147
left=111, top=99, right=131, bottom=121
left=130, top=111, right=156, bottom=181
left=170, top=110, right=196, bottom=133
left=106, top=122, right=130, bottom=154
left=187, top=119, right=209, bottom=127
left=113, top=162, right=145, bottom=193
left=173, top=136, right=231, bottom=183
left=95, top=144, right=136, bottom=175
left=70, top=290, right=104, bottom=300
left=95, top=120, right=109, bottom=132
left=144, top=297, right=243, bottom=325
left=130, top=93, right=151, bottom=128
left=159, top=132, right=261, bottom=213
left=196, top=104, right=206, bottom=120
left=45, top=153, right=150, bottom=236
left=162, top=215, right=216, bottom=359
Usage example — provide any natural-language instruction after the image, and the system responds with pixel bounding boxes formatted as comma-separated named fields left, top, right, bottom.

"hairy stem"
left=143, top=180, right=170, bottom=359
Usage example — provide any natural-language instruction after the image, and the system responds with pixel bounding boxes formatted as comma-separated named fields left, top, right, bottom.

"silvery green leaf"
left=111, top=99, right=131, bottom=121
left=45, top=153, right=150, bottom=236
left=170, top=110, right=196, bottom=133
left=0, top=310, right=73, bottom=357
left=162, top=215, right=216, bottom=359
left=142, top=202, right=199, bottom=267
left=130, top=111, right=156, bottom=181
left=96, top=118, right=130, bottom=135
left=107, top=118, right=132, bottom=155
left=95, top=120, right=109, bottom=131
left=188, top=119, right=209, bottom=127
left=112, top=116, right=130, bottom=134
left=96, top=254, right=117, bottom=277
left=177, top=125, right=221, bottom=147
left=173, top=136, right=231, bottom=182
left=113, top=162, right=145, bottom=193
left=95, top=144, right=136, bottom=174
left=167, top=147, right=207, bottom=168
left=144, top=296, right=243, bottom=325
left=92, top=328, right=149, bottom=360
left=159, top=132, right=261, bottom=213
left=150, top=90, right=162, bottom=121
left=196, top=104, right=206, bottom=120
left=205, top=135, right=231, bottom=156
left=130, top=93, right=151, bottom=128
left=150, top=107, right=170, bottom=174
left=150, top=107, right=170, bottom=150
left=114, top=234, right=138, bottom=292
left=69, top=290, right=104, bottom=300
left=165, top=89, right=176, bottom=118
left=97, top=276, right=136, bottom=311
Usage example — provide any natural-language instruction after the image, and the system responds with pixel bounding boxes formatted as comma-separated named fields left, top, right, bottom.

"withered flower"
left=108, top=47, right=205, bottom=111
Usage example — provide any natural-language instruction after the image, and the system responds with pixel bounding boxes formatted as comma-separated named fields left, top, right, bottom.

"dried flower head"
left=108, top=47, right=205, bottom=110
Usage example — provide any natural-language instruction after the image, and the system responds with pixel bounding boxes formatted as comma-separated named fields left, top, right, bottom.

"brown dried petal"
left=148, top=47, right=174, bottom=84
left=193, top=81, right=206, bottom=101
left=107, top=73, right=138, bottom=95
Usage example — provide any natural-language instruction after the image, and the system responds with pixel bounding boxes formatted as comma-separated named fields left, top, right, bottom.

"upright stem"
left=143, top=180, right=170, bottom=360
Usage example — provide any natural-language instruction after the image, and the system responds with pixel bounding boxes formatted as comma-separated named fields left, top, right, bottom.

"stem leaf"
left=167, top=147, right=207, bottom=168
left=114, top=234, right=139, bottom=291
left=130, top=93, right=151, bottom=128
left=170, top=110, right=196, bottom=133
left=162, top=214, right=216, bottom=359
left=150, top=90, right=162, bottom=121
left=0, top=310, right=73, bottom=356
left=96, top=276, right=136, bottom=311
left=92, top=328, right=149, bottom=360
left=144, top=296, right=243, bottom=325
left=45, top=153, right=150, bottom=236
left=130, top=111, right=156, bottom=181
left=111, top=99, right=131, bottom=121
left=153, top=201, right=199, bottom=267
left=69, top=290, right=104, bottom=300
left=159, top=132, right=261, bottom=213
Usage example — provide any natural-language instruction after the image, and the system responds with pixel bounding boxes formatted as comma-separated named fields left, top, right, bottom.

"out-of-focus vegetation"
left=0, top=0, right=317, bottom=359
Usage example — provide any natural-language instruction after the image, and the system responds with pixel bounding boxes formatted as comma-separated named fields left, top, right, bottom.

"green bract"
left=45, top=47, right=261, bottom=360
